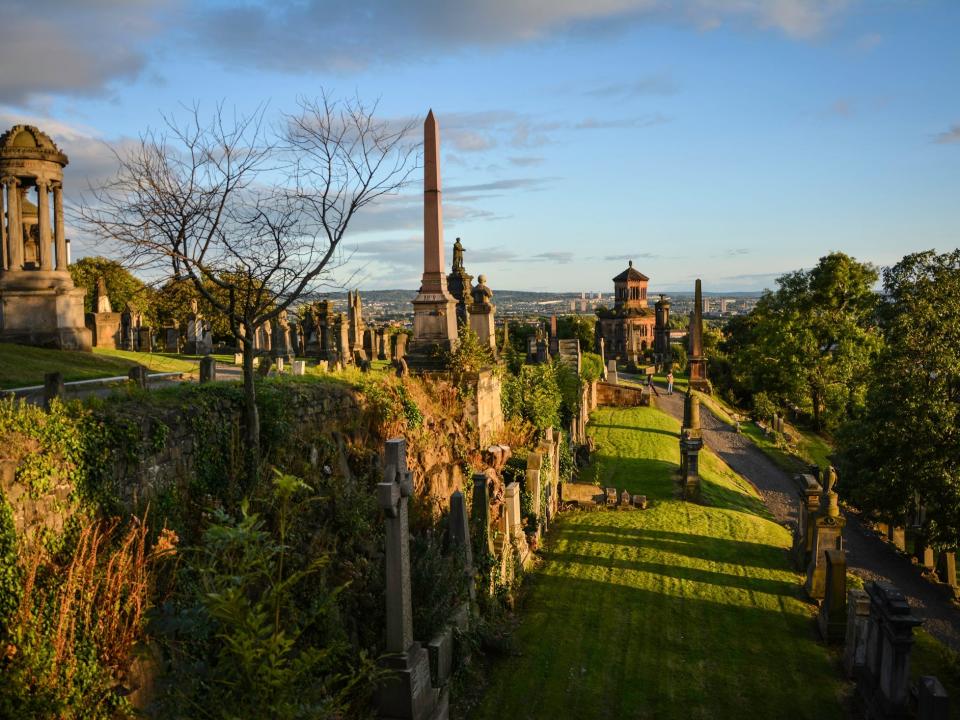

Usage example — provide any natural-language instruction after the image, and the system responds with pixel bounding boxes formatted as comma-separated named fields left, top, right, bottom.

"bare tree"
left=81, top=96, right=418, bottom=481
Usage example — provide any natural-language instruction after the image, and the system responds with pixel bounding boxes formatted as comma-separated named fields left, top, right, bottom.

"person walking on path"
left=666, top=370, right=674, bottom=395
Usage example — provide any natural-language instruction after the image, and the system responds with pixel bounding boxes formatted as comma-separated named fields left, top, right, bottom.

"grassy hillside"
left=0, top=344, right=200, bottom=389
left=470, top=405, right=848, bottom=719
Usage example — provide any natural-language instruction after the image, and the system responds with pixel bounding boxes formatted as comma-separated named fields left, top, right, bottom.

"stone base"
left=682, top=474, right=701, bottom=501
left=85, top=311, right=122, bottom=349
left=378, top=642, right=443, bottom=720
left=0, top=282, right=91, bottom=351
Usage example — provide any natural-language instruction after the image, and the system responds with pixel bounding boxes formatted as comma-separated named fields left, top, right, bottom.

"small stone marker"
left=607, top=359, right=618, bottom=385
left=921, top=546, right=935, bottom=571
left=43, top=372, right=64, bottom=409
left=504, top=482, right=522, bottom=535
left=890, top=525, right=906, bottom=552
left=234, top=352, right=243, bottom=365
left=449, top=490, right=475, bottom=601
left=128, top=365, right=147, bottom=389
left=632, top=494, right=648, bottom=509
left=275, top=357, right=284, bottom=373
left=199, top=356, right=216, bottom=384
left=292, top=360, right=306, bottom=376
left=426, top=627, right=454, bottom=690
left=605, top=487, right=618, bottom=506
left=620, top=489, right=631, bottom=508
left=918, top=676, right=949, bottom=720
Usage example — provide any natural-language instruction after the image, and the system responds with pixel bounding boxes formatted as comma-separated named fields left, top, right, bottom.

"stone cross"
left=378, top=438, right=415, bottom=654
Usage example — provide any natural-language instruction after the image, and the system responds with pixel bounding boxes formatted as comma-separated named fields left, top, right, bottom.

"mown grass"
left=470, top=405, right=849, bottom=720
left=0, top=344, right=201, bottom=389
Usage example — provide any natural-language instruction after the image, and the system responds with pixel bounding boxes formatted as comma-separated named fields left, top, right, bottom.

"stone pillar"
left=859, top=581, right=922, bottom=719
left=5, top=178, right=23, bottom=269
left=449, top=490, right=475, bottom=602
left=792, top=473, right=822, bottom=571
left=376, top=438, right=441, bottom=720
left=0, top=180, right=6, bottom=270
left=53, top=183, right=66, bottom=270
left=36, top=180, right=52, bottom=271
left=43, top=371, right=64, bottom=409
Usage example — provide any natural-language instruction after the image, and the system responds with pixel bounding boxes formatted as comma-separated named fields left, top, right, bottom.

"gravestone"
left=805, top=474, right=845, bottom=601
left=858, top=581, right=922, bottom=720
left=199, top=357, right=216, bottom=384
left=607, top=359, right=618, bottom=385
left=394, top=333, right=408, bottom=362
left=889, top=526, right=906, bottom=552
left=275, top=357, right=284, bottom=373
left=818, top=549, right=847, bottom=642
left=43, top=371, right=64, bottom=409
left=918, top=676, right=949, bottom=720
left=605, top=487, right=618, bottom=506
left=792, top=473, right=822, bottom=571
left=163, top=326, right=179, bottom=353
left=292, top=360, right=306, bottom=376
left=938, top=551, right=957, bottom=591
left=376, top=438, right=444, bottom=720
left=234, top=353, right=243, bottom=365
left=378, top=328, right=389, bottom=361
left=843, top=588, right=871, bottom=678
left=448, top=490, right=475, bottom=602
left=504, top=483, right=522, bottom=537
left=620, top=489, right=631, bottom=508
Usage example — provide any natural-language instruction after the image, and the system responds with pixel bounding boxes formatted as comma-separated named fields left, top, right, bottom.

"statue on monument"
left=452, top=237, right=465, bottom=272
left=471, top=274, right=493, bottom=305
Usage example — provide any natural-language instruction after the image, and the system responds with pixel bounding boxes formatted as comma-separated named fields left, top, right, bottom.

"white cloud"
left=934, top=124, right=960, bottom=145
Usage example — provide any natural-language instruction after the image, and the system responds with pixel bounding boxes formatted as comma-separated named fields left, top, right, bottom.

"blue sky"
left=1, top=0, right=957, bottom=292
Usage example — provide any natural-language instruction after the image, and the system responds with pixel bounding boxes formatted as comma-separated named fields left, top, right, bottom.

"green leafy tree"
left=580, top=352, right=603, bottom=383
left=732, top=252, right=881, bottom=431
left=501, top=363, right=563, bottom=432
left=69, top=256, right=154, bottom=323
left=557, top=315, right=596, bottom=351
left=445, top=325, right=496, bottom=394
left=838, top=250, right=960, bottom=545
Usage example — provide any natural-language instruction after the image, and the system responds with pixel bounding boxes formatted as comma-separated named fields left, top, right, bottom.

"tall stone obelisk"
left=408, top=110, right=459, bottom=369
left=688, top=278, right=710, bottom=392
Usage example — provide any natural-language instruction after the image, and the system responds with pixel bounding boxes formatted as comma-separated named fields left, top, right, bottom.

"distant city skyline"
left=1, top=0, right=957, bottom=292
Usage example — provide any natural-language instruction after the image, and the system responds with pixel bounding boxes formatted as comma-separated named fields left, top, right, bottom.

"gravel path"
left=649, top=380, right=960, bottom=651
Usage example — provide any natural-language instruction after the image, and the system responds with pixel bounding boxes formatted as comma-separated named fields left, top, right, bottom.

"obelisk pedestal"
left=408, top=110, right=458, bottom=371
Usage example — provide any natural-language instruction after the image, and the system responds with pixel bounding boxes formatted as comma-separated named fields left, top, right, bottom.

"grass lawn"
left=0, top=344, right=200, bottom=389
left=469, top=405, right=849, bottom=720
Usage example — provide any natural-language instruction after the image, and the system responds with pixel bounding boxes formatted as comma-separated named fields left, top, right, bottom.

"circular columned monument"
left=0, top=125, right=91, bottom=350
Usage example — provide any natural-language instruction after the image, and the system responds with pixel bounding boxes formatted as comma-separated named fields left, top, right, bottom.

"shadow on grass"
left=701, top=475, right=774, bottom=521
left=578, top=457, right=677, bottom=500
left=589, top=423, right=679, bottom=439
left=471, top=571, right=845, bottom=720
left=560, top=526, right=791, bottom=572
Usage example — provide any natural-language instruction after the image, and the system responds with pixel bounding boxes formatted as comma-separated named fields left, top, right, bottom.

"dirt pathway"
left=651, top=381, right=960, bottom=651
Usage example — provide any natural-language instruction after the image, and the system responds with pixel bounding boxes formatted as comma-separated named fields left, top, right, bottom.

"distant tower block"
left=408, top=110, right=458, bottom=370
left=0, top=125, right=91, bottom=350
left=688, top=278, right=709, bottom=392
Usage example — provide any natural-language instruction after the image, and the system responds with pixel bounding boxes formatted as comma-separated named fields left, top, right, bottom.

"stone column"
left=36, top=180, right=52, bottom=271
left=53, top=182, right=66, bottom=271
left=423, top=111, right=444, bottom=285
left=5, top=178, right=22, bottom=269
left=0, top=180, right=6, bottom=270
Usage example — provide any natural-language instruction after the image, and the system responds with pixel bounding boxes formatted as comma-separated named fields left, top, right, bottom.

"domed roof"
left=0, top=125, right=68, bottom=166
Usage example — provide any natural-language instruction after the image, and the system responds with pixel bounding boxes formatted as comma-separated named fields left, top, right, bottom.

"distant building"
left=596, top=261, right=667, bottom=365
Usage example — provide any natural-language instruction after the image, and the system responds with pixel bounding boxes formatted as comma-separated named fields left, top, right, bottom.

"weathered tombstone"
left=292, top=360, right=306, bottom=376
left=137, top=326, right=152, bottom=352
left=858, top=581, right=922, bottom=720
left=395, top=358, right=409, bottom=378
left=938, top=551, right=957, bottom=590
left=257, top=355, right=272, bottom=377
left=43, top=372, right=64, bottom=409
left=426, top=628, right=454, bottom=691
left=605, top=487, right=618, bottom=506
left=163, top=326, right=179, bottom=353
left=607, top=359, right=618, bottom=385
left=376, top=438, right=442, bottom=720
left=275, top=357, right=284, bottom=373
left=377, top=328, right=389, bottom=361
left=449, top=490, right=475, bottom=601
left=890, top=526, right=906, bottom=552
left=234, top=352, right=243, bottom=365
left=394, top=333, right=408, bottom=362
left=128, top=365, right=147, bottom=389
left=843, top=588, right=871, bottom=678
left=199, top=357, right=216, bottom=384
left=620, top=489, right=631, bottom=508
left=504, top=482, right=522, bottom=537
left=918, top=676, right=949, bottom=720
left=805, top=477, right=845, bottom=601
left=818, top=549, right=847, bottom=642
left=920, top=545, right=935, bottom=572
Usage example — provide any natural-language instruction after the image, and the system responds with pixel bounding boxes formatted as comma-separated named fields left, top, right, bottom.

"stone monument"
left=446, top=237, right=473, bottom=328
left=85, top=276, right=121, bottom=348
left=376, top=438, right=447, bottom=720
left=0, top=125, right=90, bottom=350
left=688, top=278, right=709, bottom=392
left=407, top=111, right=458, bottom=370
left=805, top=468, right=846, bottom=600
left=679, top=391, right=704, bottom=501
left=468, top=274, right=497, bottom=353
left=348, top=290, right=365, bottom=355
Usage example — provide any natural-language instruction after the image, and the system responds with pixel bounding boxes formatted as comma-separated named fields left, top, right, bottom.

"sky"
left=0, top=0, right=957, bottom=293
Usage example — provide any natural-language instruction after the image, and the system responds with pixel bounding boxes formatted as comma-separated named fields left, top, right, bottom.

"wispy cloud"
left=530, top=251, right=574, bottom=264
left=575, top=114, right=670, bottom=130
left=585, top=74, right=678, bottom=98
left=446, top=177, right=558, bottom=196
left=509, top=156, right=545, bottom=167
left=933, top=124, right=960, bottom=145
